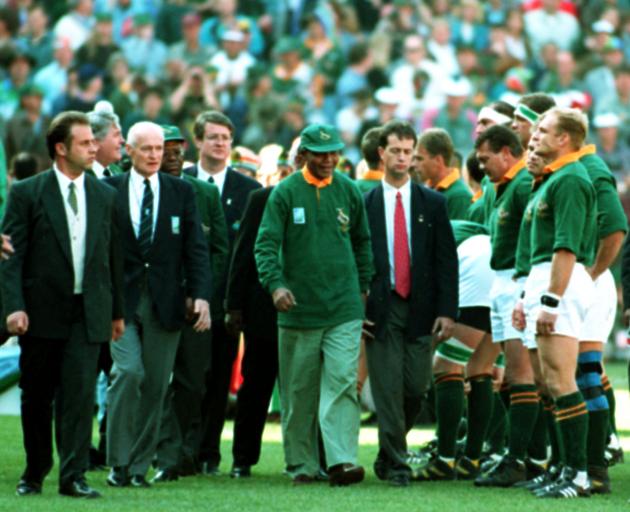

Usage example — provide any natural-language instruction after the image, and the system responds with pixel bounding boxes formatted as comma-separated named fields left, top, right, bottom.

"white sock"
left=572, top=470, right=589, bottom=488
left=609, top=433, right=621, bottom=449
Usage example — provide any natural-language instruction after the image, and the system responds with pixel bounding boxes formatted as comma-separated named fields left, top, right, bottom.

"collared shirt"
left=495, top=156, right=527, bottom=191
left=54, top=165, right=87, bottom=294
left=382, top=178, right=412, bottom=287
left=302, top=167, right=333, bottom=188
left=129, top=168, right=160, bottom=240
left=435, top=168, right=461, bottom=191
left=197, top=160, right=227, bottom=196
left=543, top=148, right=583, bottom=175
left=91, top=160, right=107, bottom=180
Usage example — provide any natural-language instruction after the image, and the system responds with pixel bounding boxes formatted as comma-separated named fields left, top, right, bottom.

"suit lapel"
left=83, top=175, right=104, bottom=265
left=118, top=173, right=141, bottom=253
left=148, top=173, right=171, bottom=258
left=41, top=170, right=72, bottom=266
left=410, top=184, right=427, bottom=271
left=221, top=167, right=234, bottom=206
left=372, top=184, right=389, bottom=276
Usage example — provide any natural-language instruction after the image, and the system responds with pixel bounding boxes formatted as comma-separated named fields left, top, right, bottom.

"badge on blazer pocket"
left=171, top=216, right=181, bottom=234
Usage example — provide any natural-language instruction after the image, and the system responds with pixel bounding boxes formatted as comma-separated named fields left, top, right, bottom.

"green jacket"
left=182, top=173, right=229, bottom=316
left=255, top=170, right=373, bottom=329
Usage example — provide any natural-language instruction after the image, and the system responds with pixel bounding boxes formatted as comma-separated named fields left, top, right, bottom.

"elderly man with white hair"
left=87, top=102, right=125, bottom=178
left=104, top=121, right=212, bottom=488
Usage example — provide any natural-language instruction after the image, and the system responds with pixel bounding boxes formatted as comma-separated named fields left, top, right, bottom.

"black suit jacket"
left=364, top=183, right=458, bottom=340
left=105, top=172, right=211, bottom=331
left=1, top=169, right=124, bottom=342
left=183, top=165, right=262, bottom=247
left=225, top=187, right=277, bottom=337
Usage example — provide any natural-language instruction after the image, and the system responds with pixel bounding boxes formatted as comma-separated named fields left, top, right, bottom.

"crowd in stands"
left=0, top=0, right=629, bottom=190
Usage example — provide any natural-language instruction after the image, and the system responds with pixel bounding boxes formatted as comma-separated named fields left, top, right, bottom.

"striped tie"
left=138, top=178, right=153, bottom=259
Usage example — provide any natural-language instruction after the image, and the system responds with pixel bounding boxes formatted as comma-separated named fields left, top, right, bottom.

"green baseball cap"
left=133, top=13, right=153, bottom=26
left=95, top=12, right=113, bottom=22
left=299, top=124, right=344, bottom=153
left=162, top=125, right=185, bottom=142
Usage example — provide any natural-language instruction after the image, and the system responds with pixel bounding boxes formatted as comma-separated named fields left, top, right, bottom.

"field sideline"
left=0, top=361, right=628, bottom=512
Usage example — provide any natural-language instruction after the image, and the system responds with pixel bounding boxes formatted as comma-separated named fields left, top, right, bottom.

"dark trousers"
left=19, top=301, right=100, bottom=486
left=366, top=294, right=432, bottom=477
left=157, top=324, right=213, bottom=469
left=198, top=320, right=239, bottom=466
left=232, top=330, right=279, bottom=467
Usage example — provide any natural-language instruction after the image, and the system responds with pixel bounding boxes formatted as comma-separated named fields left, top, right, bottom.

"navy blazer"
left=105, top=172, right=211, bottom=331
left=183, top=165, right=261, bottom=247
left=364, top=182, right=458, bottom=340
left=225, top=186, right=277, bottom=337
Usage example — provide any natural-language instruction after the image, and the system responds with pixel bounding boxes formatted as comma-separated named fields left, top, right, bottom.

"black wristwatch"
left=540, top=294, right=560, bottom=308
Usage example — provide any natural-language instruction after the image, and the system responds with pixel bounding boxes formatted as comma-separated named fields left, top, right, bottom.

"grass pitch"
left=0, top=361, right=629, bottom=512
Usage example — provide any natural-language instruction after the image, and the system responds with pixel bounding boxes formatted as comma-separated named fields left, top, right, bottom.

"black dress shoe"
left=130, top=475, right=151, bottom=488
left=328, top=464, right=365, bottom=487
left=106, top=466, right=129, bottom=487
left=16, top=479, right=42, bottom=496
left=151, top=468, right=179, bottom=483
left=59, top=479, right=101, bottom=498
left=230, top=465, right=251, bottom=478
left=200, top=462, right=220, bottom=476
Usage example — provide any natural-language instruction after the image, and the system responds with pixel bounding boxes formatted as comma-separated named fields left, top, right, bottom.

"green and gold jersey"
left=435, top=168, right=473, bottom=220
left=514, top=180, right=544, bottom=278
left=488, top=159, right=531, bottom=271
left=529, top=153, right=596, bottom=265
left=451, top=220, right=489, bottom=247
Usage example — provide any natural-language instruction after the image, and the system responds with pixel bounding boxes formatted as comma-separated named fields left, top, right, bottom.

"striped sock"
left=508, top=384, right=539, bottom=460
left=541, top=394, right=564, bottom=465
left=555, top=392, right=589, bottom=471
left=577, top=351, right=609, bottom=468
left=465, top=374, right=494, bottom=460
left=527, top=400, right=549, bottom=461
left=435, top=373, right=465, bottom=458
left=601, top=375, right=617, bottom=435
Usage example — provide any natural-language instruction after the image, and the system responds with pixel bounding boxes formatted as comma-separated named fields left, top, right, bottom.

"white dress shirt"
left=54, top=166, right=87, bottom=294
left=196, top=160, right=227, bottom=196
left=91, top=160, right=108, bottom=180
left=129, top=169, right=160, bottom=240
left=382, top=179, right=412, bottom=288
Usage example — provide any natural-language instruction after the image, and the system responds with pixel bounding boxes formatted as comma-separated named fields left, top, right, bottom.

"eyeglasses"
left=204, top=134, right=233, bottom=142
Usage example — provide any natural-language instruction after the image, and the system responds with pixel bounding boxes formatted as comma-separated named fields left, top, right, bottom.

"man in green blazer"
left=153, top=125, right=229, bottom=480
left=1, top=111, right=125, bottom=498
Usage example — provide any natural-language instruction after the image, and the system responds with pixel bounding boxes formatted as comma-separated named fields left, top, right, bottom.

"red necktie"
left=394, top=191, right=410, bottom=298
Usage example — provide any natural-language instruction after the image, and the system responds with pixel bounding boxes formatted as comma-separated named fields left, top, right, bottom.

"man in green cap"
left=153, top=125, right=228, bottom=481
left=255, top=123, right=373, bottom=486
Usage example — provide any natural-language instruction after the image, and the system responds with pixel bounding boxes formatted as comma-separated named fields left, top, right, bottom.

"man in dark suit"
left=364, top=120, right=458, bottom=487
left=183, top=110, right=261, bottom=474
left=86, top=104, right=126, bottom=470
left=154, top=125, right=228, bottom=481
left=225, top=160, right=293, bottom=477
left=105, top=121, right=211, bottom=488
left=1, top=111, right=125, bottom=498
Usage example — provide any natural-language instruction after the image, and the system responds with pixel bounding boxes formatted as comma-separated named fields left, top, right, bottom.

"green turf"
left=0, top=360, right=628, bottom=511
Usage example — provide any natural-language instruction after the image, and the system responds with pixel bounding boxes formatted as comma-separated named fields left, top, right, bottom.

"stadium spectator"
left=524, top=0, right=580, bottom=57
left=121, top=13, right=168, bottom=82
left=33, top=37, right=73, bottom=115
left=18, top=4, right=54, bottom=71
left=75, top=12, right=119, bottom=70
left=53, top=0, right=95, bottom=51
left=0, top=50, right=34, bottom=122
left=167, top=12, right=214, bottom=70
left=4, top=84, right=51, bottom=171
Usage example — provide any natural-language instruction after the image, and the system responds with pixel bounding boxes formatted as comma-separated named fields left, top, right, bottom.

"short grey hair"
left=126, top=121, right=164, bottom=147
left=88, top=110, right=120, bottom=141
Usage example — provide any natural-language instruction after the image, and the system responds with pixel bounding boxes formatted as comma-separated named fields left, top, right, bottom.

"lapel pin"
left=227, top=198, right=232, bottom=205
left=418, top=215, right=424, bottom=223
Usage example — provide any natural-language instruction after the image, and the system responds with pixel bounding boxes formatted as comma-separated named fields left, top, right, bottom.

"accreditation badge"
left=171, top=216, right=180, bottom=234
left=293, top=207, right=306, bottom=224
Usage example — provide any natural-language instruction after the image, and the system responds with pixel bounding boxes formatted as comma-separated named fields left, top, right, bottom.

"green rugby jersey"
left=435, top=168, right=473, bottom=220
left=466, top=190, right=485, bottom=224
left=451, top=220, right=489, bottom=247
left=514, top=180, right=544, bottom=278
left=578, top=145, right=628, bottom=265
left=488, top=159, right=531, bottom=271
left=529, top=154, right=597, bottom=265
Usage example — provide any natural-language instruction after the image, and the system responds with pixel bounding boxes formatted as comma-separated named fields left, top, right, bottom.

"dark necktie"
left=208, top=176, right=215, bottom=184
left=138, top=178, right=154, bottom=259
left=103, top=166, right=112, bottom=177
left=67, top=182, right=78, bottom=216
left=394, top=191, right=410, bottom=298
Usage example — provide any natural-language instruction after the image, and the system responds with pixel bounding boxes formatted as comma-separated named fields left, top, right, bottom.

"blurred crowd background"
left=0, top=0, right=629, bottom=195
